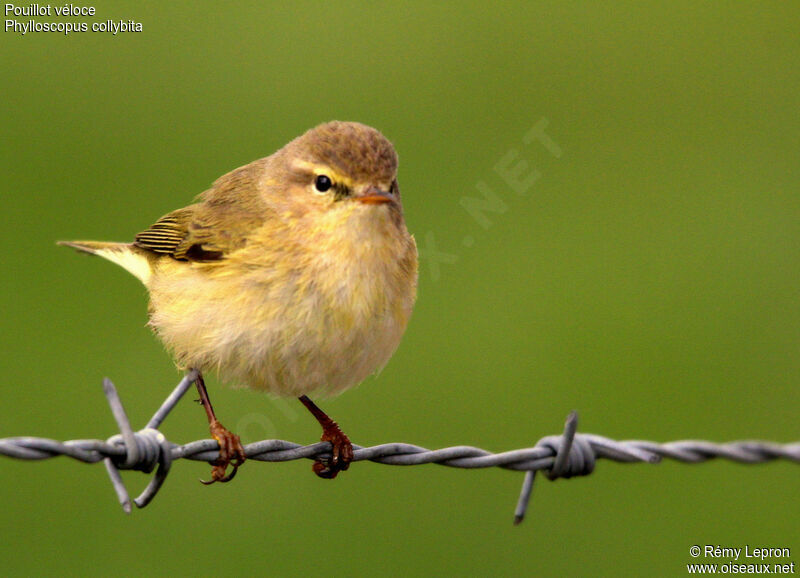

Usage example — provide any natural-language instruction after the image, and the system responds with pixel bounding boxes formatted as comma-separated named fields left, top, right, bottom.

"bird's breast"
left=148, top=207, right=417, bottom=397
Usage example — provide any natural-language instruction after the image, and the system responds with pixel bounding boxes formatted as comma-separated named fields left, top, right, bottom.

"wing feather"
left=133, top=162, right=268, bottom=262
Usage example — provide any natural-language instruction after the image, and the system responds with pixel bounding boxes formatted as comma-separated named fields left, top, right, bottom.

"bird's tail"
left=58, top=240, right=153, bottom=285
left=57, top=240, right=123, bottom=256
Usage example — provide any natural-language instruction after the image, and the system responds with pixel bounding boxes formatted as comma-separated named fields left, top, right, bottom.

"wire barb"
left=0, top=375, right=798, bottom=520
left=513, top=410, right=596, bottom=525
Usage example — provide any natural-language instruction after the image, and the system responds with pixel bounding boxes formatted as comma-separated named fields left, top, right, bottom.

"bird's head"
left=273, top=121, right=402, bottom=217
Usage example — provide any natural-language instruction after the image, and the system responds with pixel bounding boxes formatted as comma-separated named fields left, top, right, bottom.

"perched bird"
left=60, top=121, right=418, bottom=482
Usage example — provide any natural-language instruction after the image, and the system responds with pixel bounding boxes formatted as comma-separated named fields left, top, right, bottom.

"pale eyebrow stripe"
left=290, top=159, right=324, bottom=173
left=290, top=159, right=355, bottom=188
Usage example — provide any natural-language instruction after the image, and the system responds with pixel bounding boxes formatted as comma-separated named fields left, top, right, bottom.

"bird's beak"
left=356, top=185, right=395, bottom=205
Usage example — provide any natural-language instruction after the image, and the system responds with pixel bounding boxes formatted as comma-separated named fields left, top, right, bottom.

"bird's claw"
left=313, top=425, right=353, bottom=479
left=201, top=419, right=246, bottom=484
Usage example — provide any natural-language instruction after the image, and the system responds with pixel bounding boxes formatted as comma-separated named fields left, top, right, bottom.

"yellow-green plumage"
left=61, top=121, right=418, bottom=397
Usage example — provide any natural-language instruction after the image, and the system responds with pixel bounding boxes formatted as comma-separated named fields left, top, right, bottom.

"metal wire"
left=0, top=373, right=798, bottom=521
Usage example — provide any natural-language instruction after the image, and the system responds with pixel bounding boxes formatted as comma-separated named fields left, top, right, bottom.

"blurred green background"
left=1, top=2, right=798, bottom=576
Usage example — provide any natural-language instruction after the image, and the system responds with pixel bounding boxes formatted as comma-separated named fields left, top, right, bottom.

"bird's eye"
left=314, top=174, right=333, bottom=193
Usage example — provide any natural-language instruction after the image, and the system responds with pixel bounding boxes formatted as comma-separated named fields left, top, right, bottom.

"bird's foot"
left=313, top=422, right=353, bottom=479
left=201, top=419, right=246, bottom=484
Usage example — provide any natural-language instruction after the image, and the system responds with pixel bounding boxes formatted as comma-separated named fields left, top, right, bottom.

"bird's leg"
left=193, top=371, right=246, bottom=484
left=298, top=395, right=353, bottom=479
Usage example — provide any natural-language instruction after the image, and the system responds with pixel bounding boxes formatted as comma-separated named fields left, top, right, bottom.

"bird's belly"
left=148, top=259, right=413, bottom=397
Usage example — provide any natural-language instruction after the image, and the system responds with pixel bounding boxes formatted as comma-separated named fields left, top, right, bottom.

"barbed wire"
left=1, top=371, right=798, bottom=523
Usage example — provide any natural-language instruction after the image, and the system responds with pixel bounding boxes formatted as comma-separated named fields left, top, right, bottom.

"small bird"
left=60, top=121, right=418, bottom=482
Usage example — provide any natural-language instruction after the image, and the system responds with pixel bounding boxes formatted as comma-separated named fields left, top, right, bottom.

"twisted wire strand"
left=0, top=374, right=797, bottom=520
left=6, top=434, right=798, bottom=468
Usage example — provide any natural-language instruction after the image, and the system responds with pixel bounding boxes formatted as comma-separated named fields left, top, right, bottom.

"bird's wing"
left=134, top=163, right=268, bottom=262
